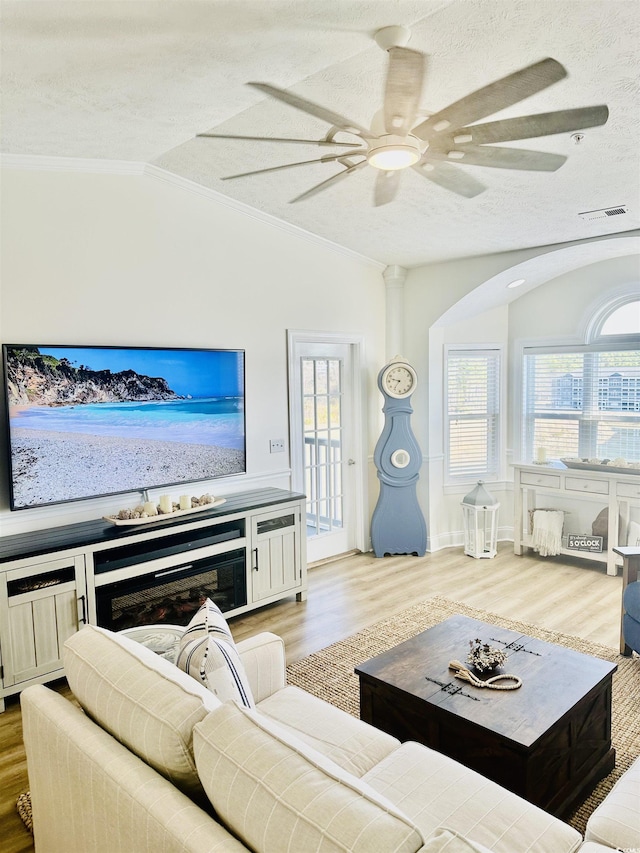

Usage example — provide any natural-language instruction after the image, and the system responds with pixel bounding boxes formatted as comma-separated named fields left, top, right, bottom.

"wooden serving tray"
left=104, top=498, right=226, bottom=526
left=561, top=459, right=640, bottom=476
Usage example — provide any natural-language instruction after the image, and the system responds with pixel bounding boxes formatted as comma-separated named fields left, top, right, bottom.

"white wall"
left=0, top=167, right=386, bottom=535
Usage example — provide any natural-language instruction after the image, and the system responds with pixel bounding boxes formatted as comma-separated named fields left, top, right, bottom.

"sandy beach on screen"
left=10, top=427, right=245, bottom=506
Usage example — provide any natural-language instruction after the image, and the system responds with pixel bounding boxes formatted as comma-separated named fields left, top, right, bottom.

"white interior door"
left=288, top=333, right=364, bottom=564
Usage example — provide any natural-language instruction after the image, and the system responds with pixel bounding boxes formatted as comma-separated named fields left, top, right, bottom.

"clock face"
left=382, top=363, right=417, bottom=398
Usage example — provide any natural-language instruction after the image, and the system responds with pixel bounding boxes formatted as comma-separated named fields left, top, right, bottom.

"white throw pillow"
left=176, top=598, right=255, bottom=708
left=193, top=701, right=424, bottom=853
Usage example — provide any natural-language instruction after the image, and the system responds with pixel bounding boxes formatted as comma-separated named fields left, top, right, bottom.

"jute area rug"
left=286, top=595, right=640, bottom=838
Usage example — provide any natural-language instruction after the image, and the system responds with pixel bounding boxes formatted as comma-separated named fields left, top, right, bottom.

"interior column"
left=383, top=264, right=407, bottom=360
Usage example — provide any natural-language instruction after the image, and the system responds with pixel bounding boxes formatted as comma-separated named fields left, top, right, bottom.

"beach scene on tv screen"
left=5, top=346, right=246, bottom=508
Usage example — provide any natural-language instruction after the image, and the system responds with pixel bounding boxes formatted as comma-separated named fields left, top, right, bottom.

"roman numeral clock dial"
left=371, top=357, right=427, bottom=557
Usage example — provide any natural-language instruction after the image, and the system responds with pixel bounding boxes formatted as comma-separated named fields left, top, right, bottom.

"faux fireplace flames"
left=95, top=549, right=246, bottom=631
left=94, top=518, right=247, bottom=632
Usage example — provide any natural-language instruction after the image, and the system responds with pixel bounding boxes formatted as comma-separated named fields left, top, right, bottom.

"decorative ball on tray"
left=467, top=638, right=507, bottom=673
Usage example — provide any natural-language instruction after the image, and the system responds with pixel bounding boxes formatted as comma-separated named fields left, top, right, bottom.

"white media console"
left=0, top=487, right=307, bottom=712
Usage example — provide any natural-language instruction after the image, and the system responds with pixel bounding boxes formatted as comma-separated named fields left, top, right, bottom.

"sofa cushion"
left=63, top=624, right=220, bottom=800
left=176, top=598, right=255, bottom=708
left=362, top=741, right=583, bottom=853
left=258, top=684, right=399, bottom=777
left=584, top=755, right=640, bottom=851
left=193, top=701, right=424, bottom=853
left=422, top=827, right=494, bottom=852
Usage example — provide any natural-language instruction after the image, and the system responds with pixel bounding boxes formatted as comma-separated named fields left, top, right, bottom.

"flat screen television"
left=2, top=344, right=246, bottom=510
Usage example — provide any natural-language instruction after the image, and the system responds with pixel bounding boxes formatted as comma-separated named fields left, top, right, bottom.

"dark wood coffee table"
left=355, top=614, right=616, bottom=818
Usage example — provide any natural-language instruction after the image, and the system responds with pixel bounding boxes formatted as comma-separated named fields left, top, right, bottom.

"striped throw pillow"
left=176, top=598, right=255, bottom=708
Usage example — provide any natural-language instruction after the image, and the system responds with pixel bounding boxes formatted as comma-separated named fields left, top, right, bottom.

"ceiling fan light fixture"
left=447, top=150, right=466, bottom=160
left=367, top=135, right=421, bottom=170
left=507, top=278, right=526, bottom=289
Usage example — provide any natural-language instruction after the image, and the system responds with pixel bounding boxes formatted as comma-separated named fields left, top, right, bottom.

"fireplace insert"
left=95, top=548, right=246, bottom=631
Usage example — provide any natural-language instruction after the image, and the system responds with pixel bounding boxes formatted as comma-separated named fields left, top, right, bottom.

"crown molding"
left=0, top=153, right=384, bottom=270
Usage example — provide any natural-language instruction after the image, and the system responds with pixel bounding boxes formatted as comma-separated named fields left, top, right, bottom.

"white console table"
left=513, top=463, right=640, bottom=575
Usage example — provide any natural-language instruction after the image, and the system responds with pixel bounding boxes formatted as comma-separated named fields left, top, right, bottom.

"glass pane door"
left=303, top=357, right=344, bottom=537
left=288, top=333, right=361, bottom=564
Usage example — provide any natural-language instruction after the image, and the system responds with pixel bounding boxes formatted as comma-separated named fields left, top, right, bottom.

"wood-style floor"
left=0, top=543, right=624, bottom=853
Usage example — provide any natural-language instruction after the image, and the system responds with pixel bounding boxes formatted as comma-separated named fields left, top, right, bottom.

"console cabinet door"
left=0, top=555, right=86, bottom=688
left=251, top=509, right=301, bottom=602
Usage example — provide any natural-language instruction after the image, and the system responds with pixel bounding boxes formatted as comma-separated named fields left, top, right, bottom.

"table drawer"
left=565, top=476, right=609, bottom=495
left=520, top=471, right=561, bottom=489
left=617, top=481, right=640, bottom=499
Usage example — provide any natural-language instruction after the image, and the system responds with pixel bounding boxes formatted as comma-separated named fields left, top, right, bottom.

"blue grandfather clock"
left=371, top=356, right=427, bottom=557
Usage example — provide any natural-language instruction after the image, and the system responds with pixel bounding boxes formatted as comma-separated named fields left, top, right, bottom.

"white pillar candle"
left=536, top=447, right=547, bottom=464
left=159, top=495, right=172, bottom=513
left=180, top=495, right=191, bottom=511
left=143, top=501, right=158, bottom=516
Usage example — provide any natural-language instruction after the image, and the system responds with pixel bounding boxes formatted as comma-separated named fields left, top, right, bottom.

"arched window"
left=600, top=299, right=640, bottom=336
left=521, top=294, right=640, bottom=464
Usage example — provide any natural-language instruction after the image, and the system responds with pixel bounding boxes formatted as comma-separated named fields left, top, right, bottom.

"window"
left=521, top=299, right=640, bottom=463
left=600, top=299, right=640, bottom=336
left=445, top=347, right=501, bottom=482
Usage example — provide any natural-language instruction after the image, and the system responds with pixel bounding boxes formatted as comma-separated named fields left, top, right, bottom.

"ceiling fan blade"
left=290, top=159, right=368, bottom=203
left=433, top=105, right=610, bottom=146
left=221, top=150, right=366, bottom=180
left=412, top=160, right=486, bottom=197
left=374, top=170, right=401, bottom=206
left=248, top=82, right=371, bottom=138
left=197, top=133, right=360, bottom=147
left=429, top=145, right=567, bottom=171
left=384, top=47, right=426, bottom=136
left=413, top=57, right=567, bottom=141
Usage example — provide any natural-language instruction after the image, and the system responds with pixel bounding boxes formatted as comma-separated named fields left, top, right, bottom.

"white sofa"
left=21, top=624, right=639, bottom=853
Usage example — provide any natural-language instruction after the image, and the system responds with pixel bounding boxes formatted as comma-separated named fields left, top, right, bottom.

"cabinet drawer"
left=617, top=481, right=640, bottom=499
left=520, top=472, right=561, bottom=489
left=565, top=476, right=609, bottom=495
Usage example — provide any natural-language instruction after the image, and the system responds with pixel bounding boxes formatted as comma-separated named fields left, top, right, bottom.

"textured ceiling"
left=2, top=0, right=639, bottom=266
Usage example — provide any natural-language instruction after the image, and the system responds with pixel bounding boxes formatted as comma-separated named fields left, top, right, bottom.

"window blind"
left=522, top=348, right=640, bottom=462
left=446, top=348, right=500, bottom=481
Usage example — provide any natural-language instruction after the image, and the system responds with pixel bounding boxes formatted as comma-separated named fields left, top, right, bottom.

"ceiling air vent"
left=578, top=205, right=629, bottom=221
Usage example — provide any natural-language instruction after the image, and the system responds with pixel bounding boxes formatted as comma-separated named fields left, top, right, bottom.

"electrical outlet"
left=269, top=438, right=285, bottom=453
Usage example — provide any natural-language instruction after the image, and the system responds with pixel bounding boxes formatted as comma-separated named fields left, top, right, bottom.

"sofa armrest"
left=21, top=684, right=246, bottom=853
left=236, top=632, right=287, bottom=703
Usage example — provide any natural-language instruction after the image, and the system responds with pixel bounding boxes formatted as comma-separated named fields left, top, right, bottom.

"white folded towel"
left=532, top=510, right=564, bottom=556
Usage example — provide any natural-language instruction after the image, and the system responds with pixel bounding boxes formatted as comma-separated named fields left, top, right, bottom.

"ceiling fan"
left=197, top=26, right=609, bottom=206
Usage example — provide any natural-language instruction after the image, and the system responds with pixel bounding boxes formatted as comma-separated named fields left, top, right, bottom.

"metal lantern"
left=461, top=480, right=500, bottom=559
